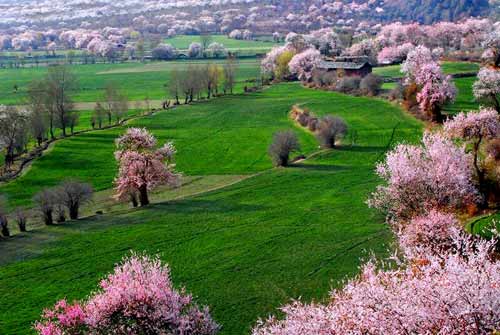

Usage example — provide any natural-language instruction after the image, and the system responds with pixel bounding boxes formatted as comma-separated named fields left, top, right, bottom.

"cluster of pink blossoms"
left=35, top=255, right=219, bottom=335
left=288, top=48, right=322, bottom=82
left=368, top=132, right=479, bottom=220
left=253, top=232, right=500, bottom=335
left=401, top=46, right=457, bottom=117
left=444, top=108, right=500, bottom=141
left=114, top=128, right=180, bottom=204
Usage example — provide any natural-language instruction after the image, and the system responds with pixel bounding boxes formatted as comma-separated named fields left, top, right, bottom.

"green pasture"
left=373, top=61, right=480, bottom=78
left=0, top=83, right=422, bottom=334
left=0, top=59, right=262, bottom=105
left=165, top=34, right=279, bottom=51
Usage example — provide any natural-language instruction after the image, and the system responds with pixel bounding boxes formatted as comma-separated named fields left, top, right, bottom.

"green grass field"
left=373, top=61, right=480, bottom=78
left=444, top=76, right=479, bottom=114
left=0, top=59, right=261, bottom=105
left=165, top=35, right=279, bottom=54
left=0, top=83, right=423, bottom=334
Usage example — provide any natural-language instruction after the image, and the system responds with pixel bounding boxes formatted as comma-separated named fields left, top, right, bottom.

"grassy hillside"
left=0, top=84, right=422, bottom=334
left=0, top=59, right=261, bottom=105
left=0, top=84, right=421, bottom=207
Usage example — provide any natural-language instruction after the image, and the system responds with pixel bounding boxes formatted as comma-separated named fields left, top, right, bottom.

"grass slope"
left=373, top=61, right=479, bottom=78
left=1, top=84, right=421, bottom=207
left=0, top=84, right=422, bottom=334
left=0, top=59, right=261, bottom=105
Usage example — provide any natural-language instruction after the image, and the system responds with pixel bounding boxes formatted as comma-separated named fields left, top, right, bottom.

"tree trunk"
left=139, top=185, right=150, bottom=206
left=44, top=210, right=53, bottom=225
left=69, top=205, right=79, bottom=220
left=130, top=194, right=138, bottom=208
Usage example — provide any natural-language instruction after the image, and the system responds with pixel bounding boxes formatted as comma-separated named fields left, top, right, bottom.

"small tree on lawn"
left=57, top=180, right=94, bottom=220
left=114, top=128, right=180, bottom=207
left=316, top=115, right=348, bottom=148
left=14, top=208, right=27, bottom=232
left=268, top=131, right=300, bottom=167
left=33, top=188, right=58, bottom=225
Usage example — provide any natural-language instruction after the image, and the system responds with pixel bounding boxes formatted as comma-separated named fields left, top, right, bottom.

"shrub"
left=33, top=189, right=58, bottom=225
left=35, top=254, right=220, bottom=335
left=14, top=208, right=27, bottom=232
left=388, top=82, right=404, bottom=100
left=360, top=74, right=383, bottom=96
left=316, top=115, right=348, bottom=148
left=307, top=117, right=319, bottom=132
left=151, top=43, right=176, bottom=60
left=335, top=76, right=361, bottom=94
left=58, top=180, right=93, bottom=220
left=296, top=112, right=310, bottom=127
left=268, top=131, right=300, bottom=167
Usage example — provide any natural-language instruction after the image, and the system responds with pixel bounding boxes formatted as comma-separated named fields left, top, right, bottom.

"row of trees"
left=168, top=57, right=238, bottom=104
left=269, top=113, right=348, bottom=167
left=91, top=84, right=129, bottom=129
left=0, top=65, right=78, bottom=170
left=0, top=180, right=93, bottom=237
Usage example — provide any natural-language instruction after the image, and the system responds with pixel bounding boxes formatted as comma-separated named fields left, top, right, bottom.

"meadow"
left=0, top=83, right=423, bottom=334
left=373, top=61, right=480, bottom=78
left=374, top=61, right=480, bottom=114
left=165, top=35, right=280, bottom=56
left=0, top=58, right=262, bottom=105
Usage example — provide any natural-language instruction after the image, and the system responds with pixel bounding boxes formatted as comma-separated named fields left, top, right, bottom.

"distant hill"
left=382, top=0, right=491, bottom=24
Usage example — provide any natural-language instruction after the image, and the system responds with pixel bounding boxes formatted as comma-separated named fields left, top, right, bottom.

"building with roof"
left=315, top=56, right=373, bottom=78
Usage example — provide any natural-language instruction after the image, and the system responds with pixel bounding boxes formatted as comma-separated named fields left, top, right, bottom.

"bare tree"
left=113, top=93, right=128, bottom=124
left=14, top=208, right=27, bottom=232
left=57, top=180, right=93, bottom=220
left=268, top=131, right=301, bottom=167
left=45, top=65, right=77, bottom=137
left=67, top=111, right=80, bottom=135
left=103, top=83, right=129, bottom=124
left=33, top=188, right=58, bottom=225
left=168, top=68, right=182, bottom=105
left=0, top=195, right=8, bottom=237
left=316, top=115, right=348, bottom=148
left=93, top=102, right=106, bottom=129
left=224, top=56, right=238, bottom=94
left=200, top=34, right=213, bottom=56
left=0, top=106, right=30, bottom=169
left=26, top=80, right=49, bottom=145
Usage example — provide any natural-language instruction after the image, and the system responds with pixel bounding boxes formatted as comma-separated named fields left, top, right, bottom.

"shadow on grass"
left=336, top=145, right=384, bottom=153
left=289, top=163, right=351, bottom=172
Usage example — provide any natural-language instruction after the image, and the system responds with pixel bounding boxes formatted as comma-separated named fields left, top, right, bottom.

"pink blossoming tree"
left=473, top=67, right=500, bottom=113
left=368, top=132, right=479, bottom=220
left=288, top=48, right=321, bottom=82
left=114, top=128, right=180, bottom=207
left=35, top=254, right=219, bottom=335
left=444, top=108, right=500, bottom=196
left=414, top=62, right=457, bottom=121
left=253, top=232, right=500, bottom=335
